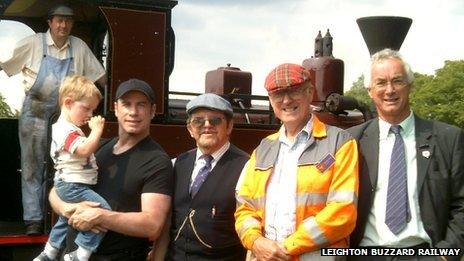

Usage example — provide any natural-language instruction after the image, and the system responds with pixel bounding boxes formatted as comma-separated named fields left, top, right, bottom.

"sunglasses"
left=190, top=116, right=224, bottom=128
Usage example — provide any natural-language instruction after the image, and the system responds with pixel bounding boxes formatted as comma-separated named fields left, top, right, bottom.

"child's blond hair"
left=59, top=75, right=102, bottom=106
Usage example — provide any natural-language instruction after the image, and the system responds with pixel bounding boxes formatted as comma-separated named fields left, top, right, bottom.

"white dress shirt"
left=264, top=117, right=313, bottom=243
left=190, top=142, right=230, bottom=187
left=360, top=112, right=431, bottom=247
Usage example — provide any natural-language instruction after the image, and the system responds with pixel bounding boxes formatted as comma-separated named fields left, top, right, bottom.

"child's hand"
left=88, top=115, right=105, bottom=131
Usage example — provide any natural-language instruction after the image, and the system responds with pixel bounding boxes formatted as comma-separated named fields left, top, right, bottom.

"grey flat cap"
left=186, top=93, right=233, bottom=117
left=116, top=79, right=156, bottom=103
left=48, top=5, right=74, bottom=17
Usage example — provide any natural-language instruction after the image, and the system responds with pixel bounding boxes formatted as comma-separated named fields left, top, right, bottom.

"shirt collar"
left=278, top=115, right=313, bottom=146
left=195, top=141, right=230, bottom=164
left=46, top=29, right=71, bottom=50
left=379, top=111, right=414, bottom=139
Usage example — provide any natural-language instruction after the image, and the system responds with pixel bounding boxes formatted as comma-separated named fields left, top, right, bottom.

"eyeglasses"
left=372, top=77, right=408, bottom=90
left=269, top=86, right=310, bottom=103
left=189, top=116, right=224, bottom=128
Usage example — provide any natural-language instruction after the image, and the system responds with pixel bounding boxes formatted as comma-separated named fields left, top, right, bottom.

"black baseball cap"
left=115, top=79, right=156, bottom=103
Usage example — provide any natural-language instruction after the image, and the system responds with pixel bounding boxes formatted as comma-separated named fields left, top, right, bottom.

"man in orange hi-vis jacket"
left=235, top=63, right=359, bottom=261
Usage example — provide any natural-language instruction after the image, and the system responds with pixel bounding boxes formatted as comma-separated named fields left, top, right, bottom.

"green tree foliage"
left=345, top=60, right=464, bottom=128
left=344, top=75, right=375, bottom=113
left=0, top=93, right=15, bottom=118
left=410, top=60, right=464, bottom=128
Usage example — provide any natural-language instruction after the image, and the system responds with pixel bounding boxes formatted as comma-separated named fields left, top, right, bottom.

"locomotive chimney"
left=322, top=29, right=333, bottom=57
left=303, top=29, right=344, bottom=106
left=357, top=16, right=412, bottom=55
left=314, top=30, right=323, bottom=58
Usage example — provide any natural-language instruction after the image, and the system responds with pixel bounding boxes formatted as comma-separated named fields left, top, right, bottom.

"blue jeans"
left=48, top=179, right=111, bottom=252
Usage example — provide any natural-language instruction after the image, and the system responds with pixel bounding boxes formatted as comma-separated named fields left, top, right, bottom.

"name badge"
left=316, top=153, right=335, bottom=173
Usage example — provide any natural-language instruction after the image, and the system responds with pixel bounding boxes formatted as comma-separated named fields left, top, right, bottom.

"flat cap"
left=48, top=5, right=74, bottom=17
left=186, top=93, right=233, bottom=117
left=115, top=79, right=156, bottom=103
left=264, top=63, right=311, bottom=93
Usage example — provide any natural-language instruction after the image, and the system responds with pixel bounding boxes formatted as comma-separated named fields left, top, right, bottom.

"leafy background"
left=345, top=60, right=464, bottom=128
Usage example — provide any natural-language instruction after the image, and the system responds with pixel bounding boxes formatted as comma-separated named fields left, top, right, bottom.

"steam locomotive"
left=0, top=0, right=412, bottom=258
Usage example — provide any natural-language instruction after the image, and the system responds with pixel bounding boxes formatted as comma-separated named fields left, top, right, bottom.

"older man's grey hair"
left=363, top=48, right=415, bottom=88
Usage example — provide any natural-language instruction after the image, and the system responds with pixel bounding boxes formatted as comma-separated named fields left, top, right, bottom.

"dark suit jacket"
left=348, top=115, right=464, bottom=256
left=168, top=144, right=249, bottom=261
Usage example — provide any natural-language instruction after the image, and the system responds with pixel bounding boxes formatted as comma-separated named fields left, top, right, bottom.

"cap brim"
left=187, top=106, right=233, bottom=117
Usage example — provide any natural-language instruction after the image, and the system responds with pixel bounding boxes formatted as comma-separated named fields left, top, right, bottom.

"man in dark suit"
left=349, top=48, right=464, bottom=260
left=155, top=93, right=248, bottom=260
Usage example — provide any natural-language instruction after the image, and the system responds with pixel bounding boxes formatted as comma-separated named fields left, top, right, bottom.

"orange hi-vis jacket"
left=235, top=116, right=359, bottom=260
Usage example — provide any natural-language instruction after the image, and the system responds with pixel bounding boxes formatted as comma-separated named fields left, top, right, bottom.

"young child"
left=34, top=75, right=111, bottom=261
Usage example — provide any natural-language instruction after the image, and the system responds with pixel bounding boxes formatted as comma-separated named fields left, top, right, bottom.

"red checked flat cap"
left=265, top=63, right=311, bottom=93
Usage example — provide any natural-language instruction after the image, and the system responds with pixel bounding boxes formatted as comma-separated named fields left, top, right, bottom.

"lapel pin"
left=422, top=150, right=430, bottom=158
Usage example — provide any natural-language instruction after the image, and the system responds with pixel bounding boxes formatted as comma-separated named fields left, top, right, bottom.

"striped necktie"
left=190, top=155, right=213, bottom=198
left=385, top=125, right=411, bottom=235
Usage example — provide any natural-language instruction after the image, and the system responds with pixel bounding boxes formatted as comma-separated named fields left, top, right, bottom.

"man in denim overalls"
left=0, top=4, right=106, bottom=235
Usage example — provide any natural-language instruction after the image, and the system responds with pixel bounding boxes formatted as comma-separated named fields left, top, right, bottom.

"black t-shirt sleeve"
left=142, top=153, right=174, bottom=196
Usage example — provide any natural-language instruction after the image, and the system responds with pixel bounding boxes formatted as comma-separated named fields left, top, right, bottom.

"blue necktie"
left=190, top=155, right=213, bottom=198
left=385, top=125, right=411, bottom=235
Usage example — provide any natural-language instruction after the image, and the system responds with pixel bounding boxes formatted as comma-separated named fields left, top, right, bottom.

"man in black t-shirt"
left=49, top=79, right=173, bottom=261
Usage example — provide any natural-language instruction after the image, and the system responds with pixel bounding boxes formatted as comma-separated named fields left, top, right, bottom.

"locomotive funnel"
left=357, top=16, right=412, bottom=55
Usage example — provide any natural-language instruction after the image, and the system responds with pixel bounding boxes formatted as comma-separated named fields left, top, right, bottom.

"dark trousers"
left=90, top=247, right=148, bottom=261
left=167, top=240, right=246, bottom=261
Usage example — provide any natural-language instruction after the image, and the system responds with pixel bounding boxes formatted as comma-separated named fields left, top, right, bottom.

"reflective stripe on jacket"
left=235, top=116, right=359, bottom=259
